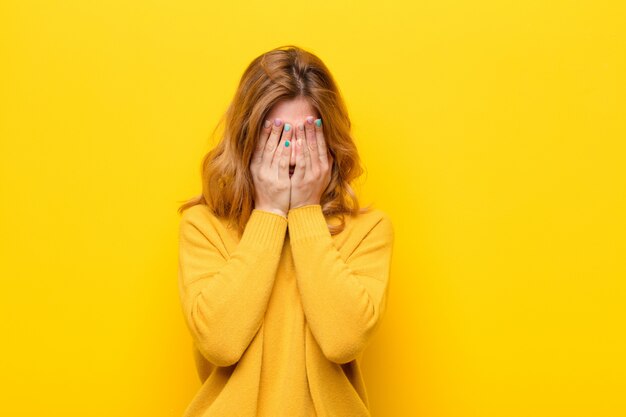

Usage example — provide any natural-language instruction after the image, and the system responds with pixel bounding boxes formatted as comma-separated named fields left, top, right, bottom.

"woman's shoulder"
left=180, top=203, right=211, bottom=224
left=345, top=206, right=392, bottom=228
left=332, top=206, right=394, bottom=241
left=179, top=204, right=230, bottom=237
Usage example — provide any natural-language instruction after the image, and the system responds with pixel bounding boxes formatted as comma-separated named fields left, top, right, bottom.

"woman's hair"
left=177, top=44, right=372, bottom=236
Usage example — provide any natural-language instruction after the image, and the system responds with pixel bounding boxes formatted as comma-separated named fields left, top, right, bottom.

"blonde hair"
left=177, top=44, right=372, bottom=236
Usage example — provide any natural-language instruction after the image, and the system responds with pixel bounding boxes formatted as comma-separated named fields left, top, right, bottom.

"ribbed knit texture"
left=178, top=203, right=394, bottom=417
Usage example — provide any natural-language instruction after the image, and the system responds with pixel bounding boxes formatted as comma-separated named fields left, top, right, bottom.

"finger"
left=293, top=123, right=306, bottom=179
left=263, top=118, right=284, bottom=167
left=253, top=119, right=272, bottom=165
left=272, top=122, right=293, bottom=170
left=304, top=116, right=319, bottom=172
left=279, top=129, right=291, bottom=182
left=302, top=118, right=313, bottom=172
left=314, top=118, right=330, bottom=167
left=294, top=125, right=306, bottom=179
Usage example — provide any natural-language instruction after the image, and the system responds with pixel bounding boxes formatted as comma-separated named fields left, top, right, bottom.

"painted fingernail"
left=315, top=119, right=322, bottom=127
left=285, top=140, right=290, bottom=147
left=284, top=123, right=291, bottom=132
left=298, top=123, right=304, bottom=131
left=264, top=120, right=271, bottom=128
left=306, top=116, right=314, bottom=125
left=274, top=118, right=282, bottom=126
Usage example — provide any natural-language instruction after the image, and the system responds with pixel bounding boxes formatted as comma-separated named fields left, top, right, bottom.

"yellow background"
left=1, top=0, right=625, bottom=416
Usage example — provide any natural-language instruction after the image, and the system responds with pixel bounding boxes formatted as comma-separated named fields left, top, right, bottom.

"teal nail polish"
left=315, top=119, right=322, bottom=127
left=285, top=140, right=290, bottom=147
left=284, top=124, right=291, bottom=131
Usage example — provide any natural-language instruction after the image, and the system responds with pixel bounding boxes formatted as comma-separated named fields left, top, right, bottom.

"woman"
left=177, top=45, right=394, bottom=417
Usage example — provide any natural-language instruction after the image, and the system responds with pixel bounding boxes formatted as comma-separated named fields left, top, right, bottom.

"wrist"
left=290, top=202, right=321, bottom=210
left=254, top=207, right=287, bottom=218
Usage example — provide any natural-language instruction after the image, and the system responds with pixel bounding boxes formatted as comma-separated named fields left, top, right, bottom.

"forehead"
left=266, top=97, right=319, bottom=122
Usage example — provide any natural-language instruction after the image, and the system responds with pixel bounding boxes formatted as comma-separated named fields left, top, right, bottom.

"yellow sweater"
left=177, top=203, right=394, bottom=417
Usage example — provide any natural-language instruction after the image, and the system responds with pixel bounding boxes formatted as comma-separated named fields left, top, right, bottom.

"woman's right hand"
left=250, top=118, right=293, bottom=218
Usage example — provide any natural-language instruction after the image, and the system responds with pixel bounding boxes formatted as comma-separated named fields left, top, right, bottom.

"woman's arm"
left=287, top=204, right=394, bottom=364
left=178, top=207, right=287, bottom=366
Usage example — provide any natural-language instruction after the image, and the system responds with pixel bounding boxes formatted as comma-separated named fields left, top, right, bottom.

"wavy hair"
left=177, top=44, right=372, bottom=236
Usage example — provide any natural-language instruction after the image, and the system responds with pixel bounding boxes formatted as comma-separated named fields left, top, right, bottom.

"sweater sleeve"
left=178, top=207, right=288, bottom=367
left=287, top=204, right=394, bottom=364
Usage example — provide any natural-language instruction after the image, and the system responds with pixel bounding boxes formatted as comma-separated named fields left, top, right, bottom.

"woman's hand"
left=290, top=116, right=334, bottom=209
left=250, top=118, right=293, bottom=217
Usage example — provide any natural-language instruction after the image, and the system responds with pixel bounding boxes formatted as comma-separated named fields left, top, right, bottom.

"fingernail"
left=274, top=118, right=282, bottom=126
left=315, top=119, right=322, bottom=127
left=306, top=116, right=314, bottom=125
left=298, top=123, right=304, bottom=131
left=284, top=123, right=291, bottom=132
left=285, top=140, right=290, bottom=147
left=264, top=120, right=271, bottom=128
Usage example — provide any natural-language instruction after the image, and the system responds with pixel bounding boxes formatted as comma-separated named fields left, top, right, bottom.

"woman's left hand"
left=289, top=116, right=334, bottom=209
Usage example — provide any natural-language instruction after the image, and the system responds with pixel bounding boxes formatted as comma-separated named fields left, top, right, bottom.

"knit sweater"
left=177, top=203, right=394, bottom=417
